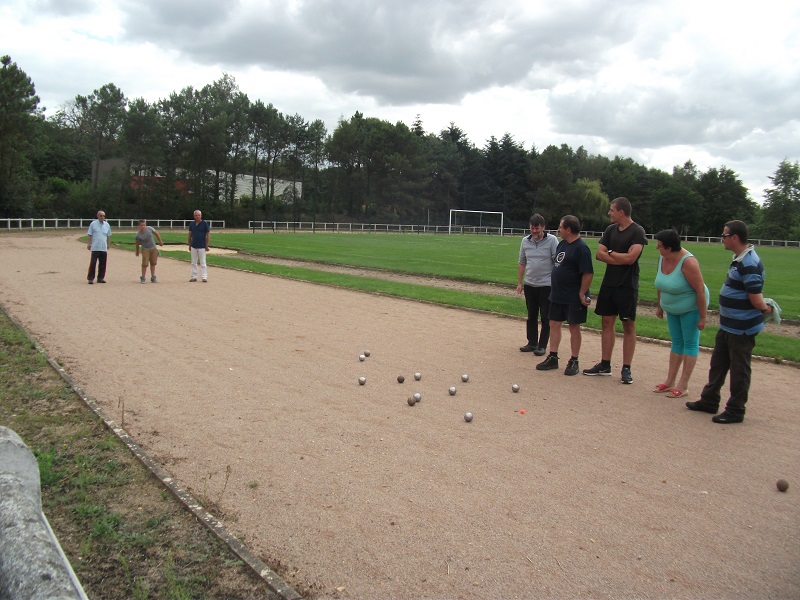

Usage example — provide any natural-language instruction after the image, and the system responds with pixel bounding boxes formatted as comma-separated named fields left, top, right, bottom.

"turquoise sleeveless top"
left=655, top=253, right=710, bottom=315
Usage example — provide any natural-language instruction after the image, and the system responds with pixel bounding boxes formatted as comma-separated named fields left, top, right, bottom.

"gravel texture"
left=0, top=233, right=798, bottom=599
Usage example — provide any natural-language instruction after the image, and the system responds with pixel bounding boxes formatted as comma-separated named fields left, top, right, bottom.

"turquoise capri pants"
left=666, top=309, right=701, bottom=357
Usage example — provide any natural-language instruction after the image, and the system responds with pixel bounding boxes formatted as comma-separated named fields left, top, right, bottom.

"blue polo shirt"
left=719, top=245, right=765, bottom=336
left=189, top=220, right=210, bottom=248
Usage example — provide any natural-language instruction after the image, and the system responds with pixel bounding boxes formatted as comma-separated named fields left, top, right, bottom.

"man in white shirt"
left=86, top=210, right=111, bottom=284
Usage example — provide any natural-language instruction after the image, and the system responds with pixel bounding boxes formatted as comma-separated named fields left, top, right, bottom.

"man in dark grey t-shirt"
left=135, top=219, right=164, bottom=283
left=583, top=197, right=647, bottom=384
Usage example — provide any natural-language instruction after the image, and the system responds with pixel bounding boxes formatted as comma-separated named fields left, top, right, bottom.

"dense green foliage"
left=2, top=55, right=799, bottom=238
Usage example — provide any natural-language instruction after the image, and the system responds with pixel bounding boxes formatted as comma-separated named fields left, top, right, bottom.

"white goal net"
left=448, top=210, right=505, bottom=235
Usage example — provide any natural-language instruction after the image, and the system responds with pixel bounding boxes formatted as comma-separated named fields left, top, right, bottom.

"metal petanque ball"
left=461, top=374, right=469, bottom=383
left=413, top=392, right=422, bottom=402
left=407, top=396, right=416, bottom=406
left=358, top=376, right=366, bottom=385
left=512, top=384, right=520, bottom=393
left=448, top=386, right=457, bottom=396
left=364, top=350, right=371, bottom=357
left=464, top=412, right=473, bottom=422
left=414, top=372, right=422, bottom=381
left=397, top=375, right=405, bottom=383
left=359, top=354, right=366, bottom=362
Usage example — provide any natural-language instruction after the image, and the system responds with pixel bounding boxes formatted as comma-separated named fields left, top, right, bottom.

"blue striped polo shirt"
left=718, top=245, right=765, bottom=335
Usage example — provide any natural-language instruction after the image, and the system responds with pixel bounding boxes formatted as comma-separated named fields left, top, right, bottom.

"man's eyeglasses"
left=721, top=233, right=733, bottom=238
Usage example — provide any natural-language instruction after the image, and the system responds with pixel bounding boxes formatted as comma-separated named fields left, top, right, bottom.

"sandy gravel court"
left=0, top=233, right=797, bottom=599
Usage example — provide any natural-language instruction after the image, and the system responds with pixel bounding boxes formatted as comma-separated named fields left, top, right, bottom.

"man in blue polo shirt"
left=188, top=209, right=211, bottom=282
left=686, top=220, right=772, bottom=424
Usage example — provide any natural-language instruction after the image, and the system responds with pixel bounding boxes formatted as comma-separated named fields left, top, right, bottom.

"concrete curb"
left=0, top=427, right=88, bottom=599
left=0, top=304, right=302, bottom=600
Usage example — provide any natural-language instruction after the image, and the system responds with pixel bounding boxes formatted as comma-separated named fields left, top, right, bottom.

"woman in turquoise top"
left=653, top=229, right=709, bottom=398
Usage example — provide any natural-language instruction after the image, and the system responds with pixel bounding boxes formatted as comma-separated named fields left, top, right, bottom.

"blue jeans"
left=700, top=329, right=756, bottom=416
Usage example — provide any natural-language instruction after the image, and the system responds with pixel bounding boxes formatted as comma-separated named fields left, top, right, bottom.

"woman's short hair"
left=655, top=229, right=681, bottom=252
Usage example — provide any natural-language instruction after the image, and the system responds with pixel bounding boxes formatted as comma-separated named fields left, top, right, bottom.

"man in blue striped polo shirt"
left=686, top=220, right=772, bottom=424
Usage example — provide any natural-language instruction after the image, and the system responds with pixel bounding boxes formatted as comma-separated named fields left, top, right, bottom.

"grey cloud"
left=548, top=63, right=800, bottom=151
left=118, top=0, right=639, bottom=104
left=714, top=121, right=800, bottom=165
left=119, top=0, right=239, bottom=31
left=549, top=89, right=722, bottom=147
left=113, top=0, right=797, bottom=188
left=29, top=0, right=94, bottom=16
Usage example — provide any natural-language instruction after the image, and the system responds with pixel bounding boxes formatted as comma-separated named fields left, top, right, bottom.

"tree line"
left=1, top=55, right=798, bottom=238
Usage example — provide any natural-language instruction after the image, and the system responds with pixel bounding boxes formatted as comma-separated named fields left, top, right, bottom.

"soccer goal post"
left=448, top=210, right=505, bottom=235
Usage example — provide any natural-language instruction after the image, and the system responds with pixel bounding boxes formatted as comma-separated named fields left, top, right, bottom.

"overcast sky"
left=3, top=0, right=798, bottom=202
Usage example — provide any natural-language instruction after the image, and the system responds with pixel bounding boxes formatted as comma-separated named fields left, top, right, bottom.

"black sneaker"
left=520, top=344, right=536, bottom=352
left=621, top=367, right=633, bottom=384
left=564, top=358, right=579, bottom=376
left=533, top=347, right=547, bottom=356
left=685, top=401, right=718, bottom=414
left=536, top=355, right=559, bottom=371
left=712, top=411, right=744, bottom=424
left=583, top=362, right=611, bottom=376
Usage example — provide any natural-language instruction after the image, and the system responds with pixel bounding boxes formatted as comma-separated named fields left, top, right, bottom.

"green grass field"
left=111, top=231, right=799, bottom=362
left=136, top=231, right=799, bottom=318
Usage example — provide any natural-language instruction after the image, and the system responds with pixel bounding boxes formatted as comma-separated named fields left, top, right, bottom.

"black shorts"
left=595, top=285, right=638, bottom=320
left=548, top=301, right=588, bottom=325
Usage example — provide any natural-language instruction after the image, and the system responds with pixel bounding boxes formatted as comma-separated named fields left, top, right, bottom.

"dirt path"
left=1, top=233, right=798, bottom=599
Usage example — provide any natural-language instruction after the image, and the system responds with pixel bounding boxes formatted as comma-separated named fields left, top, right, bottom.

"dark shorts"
left=548, top=301, right=588, bottom=325
left=595, top=286, right=638, bottom=320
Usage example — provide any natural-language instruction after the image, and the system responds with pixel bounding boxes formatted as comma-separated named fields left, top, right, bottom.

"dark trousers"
left=523, top=285, right=551, bottom=349
left=700, top=329, right=756, bottom=416
left=87, top=251, right=108, bottom=282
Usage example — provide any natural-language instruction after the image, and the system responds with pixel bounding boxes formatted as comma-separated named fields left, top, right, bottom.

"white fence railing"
left=0, top=219, right=225, bottom=230
left=2, top=218, right=798, bottom=247
left=246, top=221, right=800, bottom=247
left=248, top=221, right=503, bottom=235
